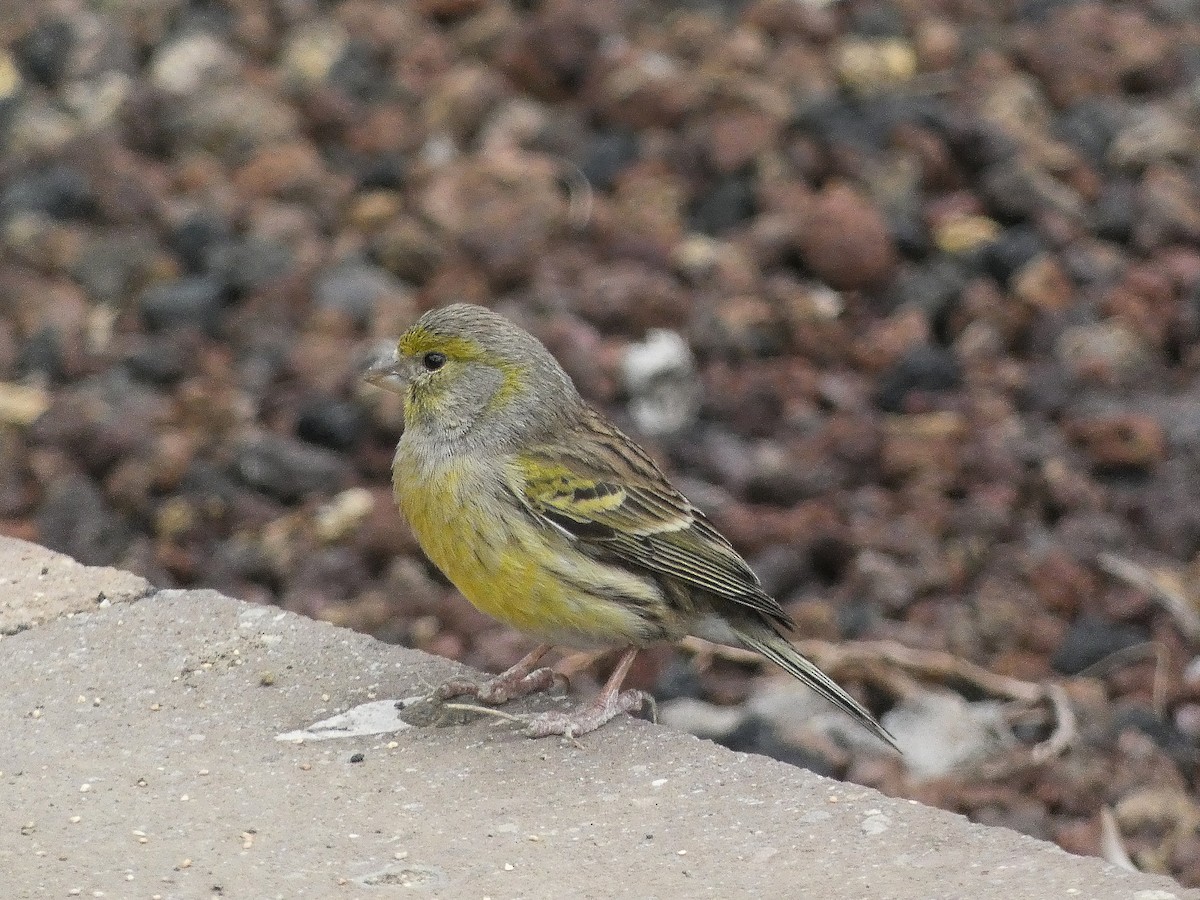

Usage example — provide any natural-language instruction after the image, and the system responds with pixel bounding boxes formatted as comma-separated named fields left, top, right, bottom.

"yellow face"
left=365, top=323, right=523, bottom=431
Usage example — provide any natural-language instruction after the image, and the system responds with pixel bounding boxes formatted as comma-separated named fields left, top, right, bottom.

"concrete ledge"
left=0, top=538, right=1192, bottom=898
left=0, top=537, right=151, bottom=635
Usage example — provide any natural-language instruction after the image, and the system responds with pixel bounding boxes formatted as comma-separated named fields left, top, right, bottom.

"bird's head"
left=366, top=303, right=580, bottom=446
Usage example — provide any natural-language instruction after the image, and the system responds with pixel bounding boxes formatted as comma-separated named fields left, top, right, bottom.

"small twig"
left=683, top=636, right=1044, bottom=703
left=1075, top=640, right=1173, bottom=718
left=1099, top=806, right=1139, bottom=873
left=1076, top=641, right=1159, bottom=679
left=1152, top=643, right=1169, bottom=717
left=556, top=649, right=608, bottom=679
left=643, top=694, right=659, bottom=726
left=680, top=636, right=1077, bottom=760
left=680, top=636, right=766, bottom=667
left=1098, top=552, right=1200, bottom=643
left=558, top=159, right=594, bottom=231
left=799, top=639, right=1077, bottom=762
left=795, top=638, right=1045, bottom=704
left=1031, top=684, right=1077, bottom=762
left=441, top=702, right=525, bottom=724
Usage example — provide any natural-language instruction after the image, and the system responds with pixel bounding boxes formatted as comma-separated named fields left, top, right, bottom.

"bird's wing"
left=509, top=412, right=790, bottom=626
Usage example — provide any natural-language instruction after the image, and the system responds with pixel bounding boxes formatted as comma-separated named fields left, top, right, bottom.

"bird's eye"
left=422, top=351, right=447, bottom=372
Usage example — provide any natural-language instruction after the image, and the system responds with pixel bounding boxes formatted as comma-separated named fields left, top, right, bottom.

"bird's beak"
left=363, top=349, right=408, bottom=395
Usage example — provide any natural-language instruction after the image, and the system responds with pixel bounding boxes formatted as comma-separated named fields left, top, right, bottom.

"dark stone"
left=579, top=129, right=639, bottom=191
left=725, top=718, right=840, bottom=778
left=837, top=600, right=878, bottom=640
left=14, top=19, right=74, bottom=88
left=887, top=208, right=932, bottom=259
left=1180, top=43, right=1200, bottom=80
left=875, top=344, right=962, bottom=413
left=2, top=165, right=96, bottom=221
left=1014, top=0, right=1085, bottom=23
left=808, top=535, right=854, bottom=586
left=885, top=258, right=968, bottom=320
left=1014, top=362, right=1073, bottom=416
left=690, top=174, right=756, bottom=235
left=169, top=4, right=235, bottom=34
left=1133, top=457, right=1200, bottom=558
left=36, top=472, right=132, bottom=566
left=205, top=237, right=294, bottom=292
left=979, top=160, right=1042, bottom=223
left=313, top=262, right=403, bottom=328
left=744, top=456, right=847, bottom=505
left=847, top=1, right=907, bottom=37
left=172, top=211, right=233, bottom=273
left=1091, top=180, right=1136, bottom=243
left=356, top=153, right=407, bottom=191
left=117, top=83, right=173, bottom=158
left=1111, top=702, right=1195, bottom=760
left=749, top=544, right=813, bottom=599
left=73, top=233, right=159, bottom=305
left=799, top=97, right=890, bottom=155
left=1170, top=280, right=1200, bottom=356
left=654, top=657, right=704, bottom=703
left=233, top=433, right=350, bottom=502
left=284, top=546, right=370, bottom=608
left=123, top=335, right=189, bottom=385
left=180, top=460, right=262, bottom=521
left=938, top=114, right=1017, bottom=173
left=867, top=93, right=952, bottom=138
left=328, top=39, right=389, bottom=102
left=17, top=326, right=63, bottom=380
left=982, top=226, right=1047, bottom=283
left=139, top=275, right=228, bottom=334
left=1055, top=98, right=1125, bottom=164
left=1051, top=615, right=1150, bottom=675
left=296, top=398, right=365, bottom=451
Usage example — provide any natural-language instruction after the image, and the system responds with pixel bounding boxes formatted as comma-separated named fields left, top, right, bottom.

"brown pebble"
left=794, top=183, right=897, bottom=291
left=1067, top=413, right=1166, bottom=471
left=1012, top=254, right=1073, bottom=313
left=1026, top=552, right=1095, bottom=618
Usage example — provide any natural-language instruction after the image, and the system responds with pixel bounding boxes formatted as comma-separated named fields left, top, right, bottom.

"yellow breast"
left=393, top=447, right=659, bottom=648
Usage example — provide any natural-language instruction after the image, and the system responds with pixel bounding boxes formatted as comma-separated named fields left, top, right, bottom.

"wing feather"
left=510, top=410, right=791, bottom=626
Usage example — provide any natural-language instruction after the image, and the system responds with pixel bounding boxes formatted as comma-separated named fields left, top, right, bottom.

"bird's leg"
left=525, top=647, right=650, bottom=739
left=433, top=643, right=558, bottom=705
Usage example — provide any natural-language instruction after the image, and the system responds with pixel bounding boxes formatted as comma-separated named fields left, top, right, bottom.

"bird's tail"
left=734, top=626, right=900, bottom=752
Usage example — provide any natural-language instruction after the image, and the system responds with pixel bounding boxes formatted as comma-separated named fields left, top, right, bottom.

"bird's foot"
left=425, top=643, right=559, bottom=707
left=525, top=689, right=652, bottom=739
left=433, top=666, right=560, bottom=706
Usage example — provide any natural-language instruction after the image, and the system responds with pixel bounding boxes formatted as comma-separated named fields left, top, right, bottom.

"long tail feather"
left=735, top=627, right=900, bottom=752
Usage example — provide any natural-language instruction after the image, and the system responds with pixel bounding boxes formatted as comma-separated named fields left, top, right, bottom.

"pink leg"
left=525, top=647, right=651, bottom=738
left=434, top=644, right=557, bottom=705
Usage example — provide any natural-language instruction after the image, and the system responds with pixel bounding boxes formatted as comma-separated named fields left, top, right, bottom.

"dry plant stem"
left=556, top=648, right=609, bottom=680
left=1031, top=684, right=1077, bottom=762
left=1077, top=641, right=1169, bottom=716
left=1098, top=552, right=1200, bottom=643
left=557, top=158, right=594, bottom=231
left=681, top=637, right=1045, bottom=701
left=440, top=702, right=526, bottom=724
left=1152, top=643, right=1170, bottom=716
left=1099, top=806, right=1139, bottom=873
left=681, top=636, right=1078, bottom=760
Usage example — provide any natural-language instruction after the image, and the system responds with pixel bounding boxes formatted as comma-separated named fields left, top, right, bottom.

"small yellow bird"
left=367, top=303, right=896, bottom=747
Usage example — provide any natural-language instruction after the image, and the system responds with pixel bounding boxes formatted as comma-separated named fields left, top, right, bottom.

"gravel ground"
left=2, top=0, right=1200, bottom=885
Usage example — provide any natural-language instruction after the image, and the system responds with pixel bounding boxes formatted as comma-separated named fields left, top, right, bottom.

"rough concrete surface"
left=0, top=538, right=1194, bottom=899
left=0, top=537, right=151, bottom=635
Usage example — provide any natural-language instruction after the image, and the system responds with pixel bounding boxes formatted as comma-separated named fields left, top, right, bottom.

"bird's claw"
left=523, top=689, right=651, bottom=739
left=432, top=665, right=558, bottom=705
